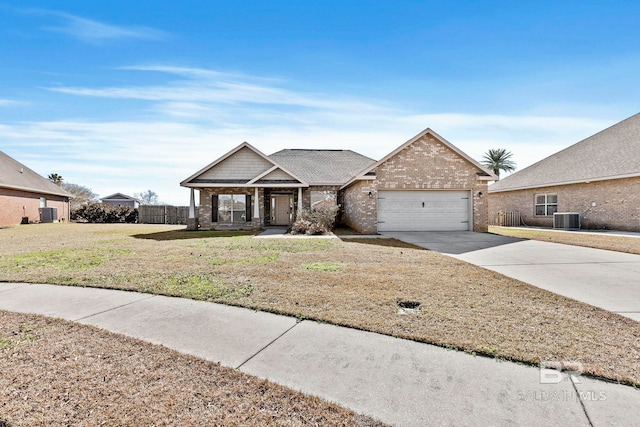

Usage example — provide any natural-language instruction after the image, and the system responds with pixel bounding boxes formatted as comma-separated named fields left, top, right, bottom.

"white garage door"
left=377, top=191, right=471, bottom=232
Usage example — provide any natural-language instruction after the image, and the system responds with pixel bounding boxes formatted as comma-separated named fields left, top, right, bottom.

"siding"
left=199, top=147, right=273, bottom=181
left=260, top=168, right=296, bottom=181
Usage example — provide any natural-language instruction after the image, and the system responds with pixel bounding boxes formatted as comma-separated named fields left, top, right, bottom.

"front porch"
left=187, top=187, right=305, bottom=231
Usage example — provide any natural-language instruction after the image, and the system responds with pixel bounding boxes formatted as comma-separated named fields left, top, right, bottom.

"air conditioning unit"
left=553, top=212, right=580, bottom=230
left=39, top=207, right=58, bottom=223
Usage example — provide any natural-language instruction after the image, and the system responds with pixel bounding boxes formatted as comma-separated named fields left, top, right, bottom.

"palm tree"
left=48, top=173, right=64, bottom=186
left=481, top=148, right=516, bottom=179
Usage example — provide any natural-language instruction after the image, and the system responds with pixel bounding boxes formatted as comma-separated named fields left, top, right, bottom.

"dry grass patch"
left=490, top=226, right=640, bottom=255
left=1, top=223, right=640, bottom=388
left=0, top=310, right=385, bottom=426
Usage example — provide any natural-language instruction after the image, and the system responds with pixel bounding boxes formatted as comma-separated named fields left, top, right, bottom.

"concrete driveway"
left=382, top=231, right=640, bottom=321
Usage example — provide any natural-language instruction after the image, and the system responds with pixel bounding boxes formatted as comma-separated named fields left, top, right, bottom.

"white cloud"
left=28, top=10, right=166, bottom=42
left=0, top=112, right=612, bottom=205
left=0, top=99, right=21, bottom=106
left=47, top=65, right=392, bottom=114
left=6, top=66, right=623, bottom=205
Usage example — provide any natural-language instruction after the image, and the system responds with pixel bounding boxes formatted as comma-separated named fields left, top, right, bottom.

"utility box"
left=39, top=207, right=58, bottom=223
left=553, top=212, right=580, bottom=230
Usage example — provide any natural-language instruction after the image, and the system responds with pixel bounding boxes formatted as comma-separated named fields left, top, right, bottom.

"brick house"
left=181, top=128, right=496, bottom=233
left=0, top=151, right=72, bottom=225
left=489, top=113, right=640, bottom=231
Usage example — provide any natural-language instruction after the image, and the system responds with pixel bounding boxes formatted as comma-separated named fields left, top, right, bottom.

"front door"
left=272, top=195, right=293, bottom=225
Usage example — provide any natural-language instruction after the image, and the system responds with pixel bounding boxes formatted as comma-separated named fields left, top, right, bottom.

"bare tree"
left=62, top=183, right=99, bottom=211
left=134, top=190, right=159, bottom=205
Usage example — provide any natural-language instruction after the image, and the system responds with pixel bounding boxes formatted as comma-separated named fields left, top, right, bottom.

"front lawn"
left=0, top=310, right=384, bottom=426
left=1, top=223, right=639, bottom=387
left=490, top=226, right=640, bottom=255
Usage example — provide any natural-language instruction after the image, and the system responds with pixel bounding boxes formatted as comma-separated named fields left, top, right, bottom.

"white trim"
left=100, top=192, right=140, bottom=202
left=253, top=187, right=260, bottom=219
left=181, top=142, right=309, bottom=188
left=247, top=165, right=279, bottom=184
left=188, top=189, right=196, bottom=219
left=185, top=183, right=308, bottom=188
left=488, top=172, right=640, bottom=193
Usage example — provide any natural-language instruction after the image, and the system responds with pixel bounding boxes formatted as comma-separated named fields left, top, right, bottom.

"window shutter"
left=212, top=195, right=218, bottom=222
left=245, top=195, right=252, bottom=222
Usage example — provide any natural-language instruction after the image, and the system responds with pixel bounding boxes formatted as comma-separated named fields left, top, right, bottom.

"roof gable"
left=101, top=193, right=138, bottom=202
left=181, top=142, right=307, bottom=187
left=0, top=151, right=72, bottom=198
left=343, top=128, right=496, bottom=188
left=490, top=112, right=640, bottom=192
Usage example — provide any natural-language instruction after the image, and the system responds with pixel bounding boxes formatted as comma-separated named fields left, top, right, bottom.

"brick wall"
left=488, top=177, right=640, bottom=231
left=341, top=180, right=377, bottom=233
left=0, top=188, right=70, bottom=225
left=199, top=187, right=265, bottom=230
left=342, top=134, right=489, bottom=233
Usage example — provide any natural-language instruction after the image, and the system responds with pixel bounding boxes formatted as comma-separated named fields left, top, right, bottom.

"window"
left=310, top=190, right=337, bottom=209
left=535, top=193, right=557, bottom=216
left=215, top=195, right=248, bottom=222
left=40, top=197, right=47, bottom=208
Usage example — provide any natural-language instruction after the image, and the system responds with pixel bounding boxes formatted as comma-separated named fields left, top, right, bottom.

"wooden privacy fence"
left=492, top=211, right=521, bottom=227
left=139, top=205, right=189, bottom=225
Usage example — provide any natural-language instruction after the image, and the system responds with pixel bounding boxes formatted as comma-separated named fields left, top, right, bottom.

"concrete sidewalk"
left=1, top=282, right=638, bottom=426
left=382, top=231, right=640, bottom=322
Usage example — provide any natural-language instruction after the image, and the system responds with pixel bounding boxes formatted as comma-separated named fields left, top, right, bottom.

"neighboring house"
left=489, top=113, right=640, bottom=231
left=101, top=193, right=140, bottom=209
left=0, top=151, right=72, bottom=225
left=181, top=128, right=496, bottom=233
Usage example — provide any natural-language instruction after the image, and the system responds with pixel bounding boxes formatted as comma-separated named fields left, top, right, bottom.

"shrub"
left=290, top=204, right=339, bottom=235
left=72, top=203, right=138, bottom=223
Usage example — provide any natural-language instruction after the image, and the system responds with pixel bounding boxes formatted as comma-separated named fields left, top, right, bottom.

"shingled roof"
left=490, top=113, right=640, bottom=192
left=0, top=151, right=72, bottom=198
left=269, top=149, right=376, bottom=185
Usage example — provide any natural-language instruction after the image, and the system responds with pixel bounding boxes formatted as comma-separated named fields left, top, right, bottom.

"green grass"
left=1, top=249, right=106, bottom=270
left=141, top=273, right=255, bottom=301
left=301, top=262, right=343, bottom=272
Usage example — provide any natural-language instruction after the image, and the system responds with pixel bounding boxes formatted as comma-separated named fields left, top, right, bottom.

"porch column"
left=187, top=188, right=199, bottom=231
left=253, top=187, right=260, bottom=219
left=297, top=187, right=303, bottom=216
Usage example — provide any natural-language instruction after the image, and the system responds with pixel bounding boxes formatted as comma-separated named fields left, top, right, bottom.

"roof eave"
left=181, top=183, right=309, bottom=189
left=489, top=172, right=640, bottom=193
left=0, top=183, right=72, bottom=198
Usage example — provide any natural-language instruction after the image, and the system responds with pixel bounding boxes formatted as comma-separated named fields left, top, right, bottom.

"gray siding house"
left=101, top=193, right=140, bottom=209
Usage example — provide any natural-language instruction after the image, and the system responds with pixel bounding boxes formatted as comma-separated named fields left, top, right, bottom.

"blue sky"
left=2, top=1, right=640, bottom=204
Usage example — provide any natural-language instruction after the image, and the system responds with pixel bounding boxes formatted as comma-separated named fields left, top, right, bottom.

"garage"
left=377, top=191, right=471, bottom=232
